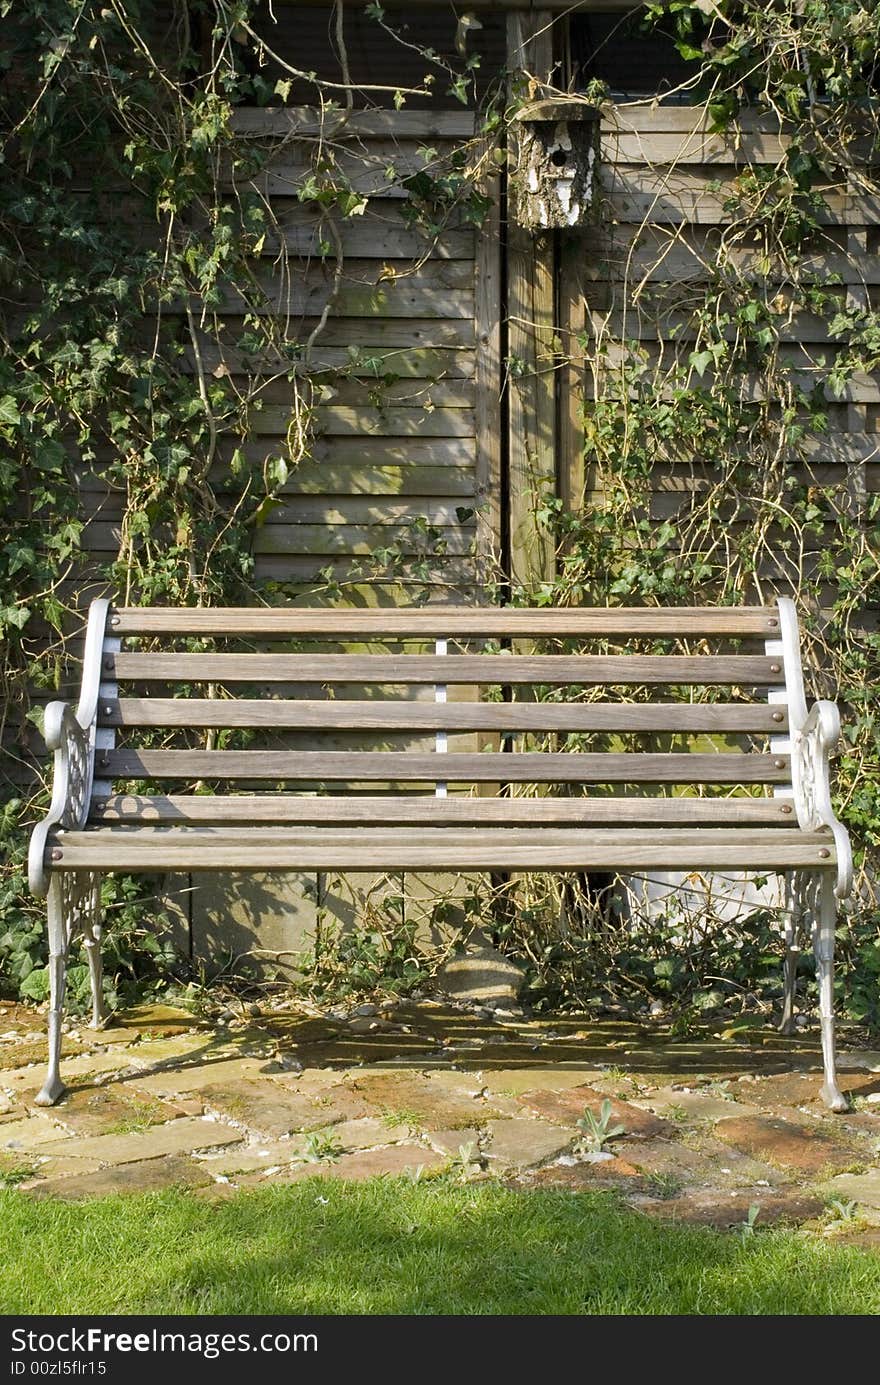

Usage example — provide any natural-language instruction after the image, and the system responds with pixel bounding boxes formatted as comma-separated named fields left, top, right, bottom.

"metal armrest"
left=28, top=598, right=110, bottom=898
left=28, top=703, right=95, bottom=897
left=792, top=699, right=853, bottom=899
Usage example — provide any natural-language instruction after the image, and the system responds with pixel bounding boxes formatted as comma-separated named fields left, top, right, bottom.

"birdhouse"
left=509, top=100, right=601, bottom=231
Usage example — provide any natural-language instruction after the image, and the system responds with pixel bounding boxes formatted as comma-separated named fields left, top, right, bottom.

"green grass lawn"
left=1, top=1179, right=878, bottom=1316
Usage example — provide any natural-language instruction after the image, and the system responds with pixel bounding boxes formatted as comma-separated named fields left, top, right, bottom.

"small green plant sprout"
left=645, top=1171, right=683, bottom=1200
left=450, top=1141, right=484, bottom=1180
left=0, top=1162, right=39, bottom=1188
left=576, top=1099, right=626, bottom=1155
left=740, top=1204, right=761, bottom=1240
left=300, top=1130, right=342, bottom=1163
left=825, top=1198, right=859, bottom=1226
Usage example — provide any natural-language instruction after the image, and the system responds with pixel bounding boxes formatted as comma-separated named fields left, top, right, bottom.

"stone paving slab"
left=678, top=1131, right=797, bottom=1187
left=25, top=1155, right=213, bottom=1200
left=822, top=1171, right=880, bottom=1210
left=348, top=1070, right=502, bottom=1130
left=194, top=1136, right=314, bottom=1177
left=631, top=1187, right=826, bottom=1228
left=426, top=1127, right=484, bottom=1157
left=198, top=1078, right=373, bottom=1138
left=37, top=1117, right=245, bottom=1167
left=0, top=1052, right=140, bottom=1097
left=730, top=1070, right=880, bottom=1109
left=214, top=1143, right=449, bottom=1191
left=629, top=1086, right=757, bottom=1124
left=713, top=1114, right=863, bottom=1177
left=29, top=1086, right=186, bottom=1137
left=483, top=1118, right=574, bottom=1171
left=2, top=1116, right=70, bottom=1151
left=323, top=1144, right=448, bottom=1180
left=518, top=1085, right=671, bottom=1139
left=522, top=1156, right=645, bottom=1191
left=131, top=1056, right=280, bottom=1097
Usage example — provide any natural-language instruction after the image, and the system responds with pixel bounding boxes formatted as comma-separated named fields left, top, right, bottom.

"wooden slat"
left=110, top=606, right=780, bottom=636
left=106, top=698, right=788, bottom=733
left=85, top=522, right=475, bottom=559
left=94, top=794, right=797, bottom=826
left=49, top=826, right=834, bottom=872
left=230, top=109, right=477, bottom=138
left=106, top=653, right=783, bottom=685
left=97, top=750, right=789, bottom=783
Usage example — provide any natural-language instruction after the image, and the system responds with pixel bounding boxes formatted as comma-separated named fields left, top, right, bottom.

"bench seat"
left=28, top=597, right=854, bottom=1113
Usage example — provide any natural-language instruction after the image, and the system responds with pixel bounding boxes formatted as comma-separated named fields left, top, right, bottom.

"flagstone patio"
left=1, top=997, right=878, bottom=1245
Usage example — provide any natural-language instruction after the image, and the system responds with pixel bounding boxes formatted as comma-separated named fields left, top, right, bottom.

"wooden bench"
left=29, top=599, right=853, bottom=1110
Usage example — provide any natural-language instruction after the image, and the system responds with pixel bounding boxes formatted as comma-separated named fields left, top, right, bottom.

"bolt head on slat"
left=819, top=848, right=831, bottom=858
left=770, top=663, right=781, bottom=673
left=773, top=759, right=785, bottom=769
left=772, top=711, right=783, bottom=722
left=110, top=616, right=120, bottom=627
left=781, top=804, right=793, bottom=814
left=50, top=848, right=63, bottom=862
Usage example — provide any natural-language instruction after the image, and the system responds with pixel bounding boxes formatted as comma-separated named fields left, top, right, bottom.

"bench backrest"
left=78, top=602, right=805, bottom=827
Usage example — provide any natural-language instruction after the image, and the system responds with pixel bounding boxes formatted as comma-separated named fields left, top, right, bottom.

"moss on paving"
left=2, top=1181, right=879, bottom=1316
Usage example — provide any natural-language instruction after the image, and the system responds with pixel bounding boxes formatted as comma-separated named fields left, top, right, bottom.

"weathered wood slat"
left=94, top=794, right=796, bottom=826
left=110, top=606, right=779, bottom=636
left=50, top=826, right=834, bottom=872
left=84, top=523, right=475, bottom=559
left=200, top=282, right=474, bottom=320
left=97, top=750, right=789, bottom=783
left=580, top=230, right=879, bottom=287
left=259, top=218, right=474, bottom=260
left=106, top=698, right=788, bottom=733
left=193, top=317, right=476, bottom=349
left=599, top=129, right=875, bottom=166
left=106, top=653, right=782, bottom=685
left=257, top=407, right=476, bottom=437
left=602, top=165, right=880, bottom=226
left=230, top=109, right=477, bottom=138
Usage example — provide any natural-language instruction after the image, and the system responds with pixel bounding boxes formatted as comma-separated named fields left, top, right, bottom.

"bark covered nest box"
left=509, top=100, right=600, bottom=232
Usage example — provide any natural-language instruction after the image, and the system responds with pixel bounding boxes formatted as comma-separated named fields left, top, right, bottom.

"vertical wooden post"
left=474, top=149, right=503, bottom=594
left=506, top=10, right=557, bottom=591
left=845, top=227, right=869, bottom=525
left=558, top=232, right=586, bottom=513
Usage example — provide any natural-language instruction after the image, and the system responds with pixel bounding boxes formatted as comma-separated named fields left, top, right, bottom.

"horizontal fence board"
left=193, top=316, right=476, bottom=349
left=601, top=130, right=810, bottom=166
left=95, top=793, right=797, bottom=826
left=230, top=109, right=477, bottom=138
left=580, top=234, right=878, bottom=287
left=257, top=406, right=476, bottom=438
left=83, top=522, right=474, bottom=558
left=197, top=283, right=474, bottom=321
left=110, top=606, right=780, bottom=636
left=97, top=750, right=789, bottom=783
left=50, top=825, right=832, bottom=872
left=258, top=219, right=474, bottom=260
left=602, top=165, right=880, bottom=225
left=251, top=557, right=477, bottom=587
left=77, top=465, right=477, bottom=501
left=186, top=344, right=477, bottom=378
left=255, top=378, right=476, bottom=408
left=106, top=698, right=787, bottom=733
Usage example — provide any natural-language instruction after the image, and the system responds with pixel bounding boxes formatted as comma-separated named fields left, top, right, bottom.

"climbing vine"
left=0, top=0, right=492, bottom=1006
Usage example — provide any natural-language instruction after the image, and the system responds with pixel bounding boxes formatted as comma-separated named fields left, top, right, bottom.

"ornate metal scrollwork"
left=790, top=700, right=852, bottom=898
